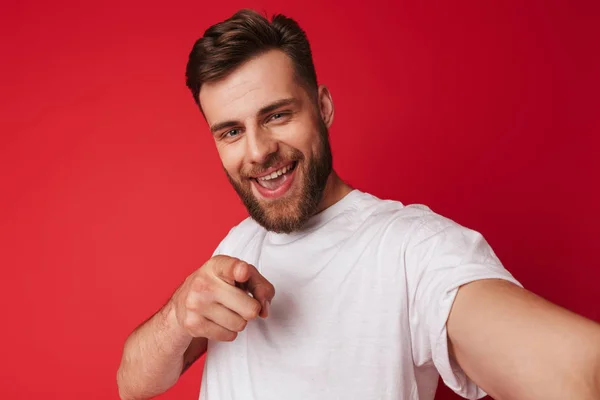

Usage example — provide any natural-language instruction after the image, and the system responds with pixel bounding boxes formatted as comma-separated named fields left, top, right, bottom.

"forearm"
left=117, top=300, right=201, bottom=400
left=449, top=280, right=600, bottom=400
left=594, top=353, right=600, bottom=399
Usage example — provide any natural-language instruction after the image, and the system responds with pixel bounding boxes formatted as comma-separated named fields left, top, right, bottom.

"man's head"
left=186, top=10, right=335, bottom=233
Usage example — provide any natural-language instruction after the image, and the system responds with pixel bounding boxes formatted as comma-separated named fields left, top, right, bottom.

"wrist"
left=595, top=362, right=600, bottom=398
left=160, top=299, right=193, bottom=350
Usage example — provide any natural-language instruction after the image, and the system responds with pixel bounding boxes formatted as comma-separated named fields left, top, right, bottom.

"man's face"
left=199, top=50, right=333, bottom=233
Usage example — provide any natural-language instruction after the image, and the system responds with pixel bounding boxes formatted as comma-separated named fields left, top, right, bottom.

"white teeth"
left=258, top=164, right=293, bottom=181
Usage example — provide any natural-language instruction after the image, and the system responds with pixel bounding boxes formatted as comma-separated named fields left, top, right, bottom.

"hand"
left=171, top=255, right=275, bottom=342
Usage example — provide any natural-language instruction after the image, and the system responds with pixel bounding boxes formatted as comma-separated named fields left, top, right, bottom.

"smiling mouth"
left=253, top=161, right=298, bottom=191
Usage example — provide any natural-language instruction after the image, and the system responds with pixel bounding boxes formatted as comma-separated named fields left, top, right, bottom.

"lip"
left=252, top=162, right=296, bottom=179
left=251, top=162, right=297, bottom=200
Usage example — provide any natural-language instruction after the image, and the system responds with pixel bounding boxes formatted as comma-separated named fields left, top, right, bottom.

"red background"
left=1, top=1, right=599, bottom=399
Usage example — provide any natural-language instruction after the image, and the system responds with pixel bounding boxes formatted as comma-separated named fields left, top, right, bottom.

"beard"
left=225, top=119, right=332, bottom=234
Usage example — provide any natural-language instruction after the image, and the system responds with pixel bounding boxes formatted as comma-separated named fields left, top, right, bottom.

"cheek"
left=280, top=120, right=320, bottom=157
left=217, top=144, right=244, bottom=177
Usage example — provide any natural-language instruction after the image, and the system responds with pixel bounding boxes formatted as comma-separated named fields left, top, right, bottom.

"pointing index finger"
left=211, top=255, right=275, bottom=316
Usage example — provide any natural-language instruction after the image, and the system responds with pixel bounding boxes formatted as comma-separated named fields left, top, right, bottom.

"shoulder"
left=213, top=217, right=264, bottom=256
left=356, top=191, right=479, bottom=249
left=359, top=194, right=506, bottom=280
left=230, top=216, right=263, bottom=236
left=354, top=190, right=453, bottom=235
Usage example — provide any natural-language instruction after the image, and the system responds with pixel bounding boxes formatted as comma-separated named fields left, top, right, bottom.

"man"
left=117, top=9, right=600, bottom=400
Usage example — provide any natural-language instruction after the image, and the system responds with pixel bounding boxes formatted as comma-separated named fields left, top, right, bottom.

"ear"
left=317, top=85, right=334, bottom=128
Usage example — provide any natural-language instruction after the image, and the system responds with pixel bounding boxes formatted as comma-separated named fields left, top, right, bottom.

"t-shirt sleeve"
left=210, top=218, right=259, bottom=258
left=209, top=227, right=239, bottom=260
left=211, top=238, right=227, bottom=257
left=403, top=210, right=522, bottom=399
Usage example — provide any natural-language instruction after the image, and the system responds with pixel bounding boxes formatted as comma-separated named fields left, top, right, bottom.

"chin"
left=257, top=196, right=306, bottom=233
left=262, top=215, right=305, bottom=234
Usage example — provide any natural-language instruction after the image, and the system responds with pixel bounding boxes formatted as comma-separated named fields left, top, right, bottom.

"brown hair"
left=185, top=9, right=318, bottom=107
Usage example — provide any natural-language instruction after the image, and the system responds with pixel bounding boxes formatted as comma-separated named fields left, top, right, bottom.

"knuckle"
left=233, top=318, right=247, bottom=332
left=253, top=282, right=272, bottom=299
left=211, top=255, right=236, bottom=268
left=185, top=290, right=213, bottom=310
left=184, top=293, right=198, bottom=310
left=220, top=330, right=238, bottom=342
left=182, top=313, right=199, bottom=331
left=208, top=256, right=230, bottom=278
left=245, top=301, right=261, bottom=320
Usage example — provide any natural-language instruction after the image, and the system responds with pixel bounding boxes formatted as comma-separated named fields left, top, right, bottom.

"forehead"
left=198, top=50, right=305, bottom=125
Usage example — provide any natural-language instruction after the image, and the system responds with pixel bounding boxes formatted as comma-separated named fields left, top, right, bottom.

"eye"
left=268, top=112, right=288, bottom=122
left=224, top=129, right=241, bottom=138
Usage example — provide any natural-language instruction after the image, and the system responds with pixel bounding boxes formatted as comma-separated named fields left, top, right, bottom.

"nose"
left=245, top=126, right=278, bottom=165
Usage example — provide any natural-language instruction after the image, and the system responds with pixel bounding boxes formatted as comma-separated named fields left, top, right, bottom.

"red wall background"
left=1, top=1, right=598, bottom=399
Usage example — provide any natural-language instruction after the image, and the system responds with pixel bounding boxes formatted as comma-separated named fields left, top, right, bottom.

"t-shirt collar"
left=266, top=189, right=361, bottom=244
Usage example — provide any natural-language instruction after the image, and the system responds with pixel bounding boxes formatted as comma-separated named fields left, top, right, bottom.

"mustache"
left=240, top=150, right=303, bottom=179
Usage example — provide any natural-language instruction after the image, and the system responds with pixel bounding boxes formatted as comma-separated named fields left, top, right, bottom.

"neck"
left=316, top=170, right=353, bottom=214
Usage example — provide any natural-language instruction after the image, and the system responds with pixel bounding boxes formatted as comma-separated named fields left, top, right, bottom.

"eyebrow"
left=209, top=97, right=298, bottom=134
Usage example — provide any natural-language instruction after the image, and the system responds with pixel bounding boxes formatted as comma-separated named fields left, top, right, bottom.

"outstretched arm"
left=448, top=279, right=600, bottom=400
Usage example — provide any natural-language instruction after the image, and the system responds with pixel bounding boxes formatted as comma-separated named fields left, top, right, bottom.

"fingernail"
left=263, top=300, right=270, bottom=318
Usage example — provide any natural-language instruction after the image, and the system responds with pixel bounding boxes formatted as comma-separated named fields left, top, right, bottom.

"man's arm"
left=182, top=337, right=209, bottom=374
left=116, top=301, right=201, bottom=400
left=116, top=256, right=275, bottom=400
left=447, top=279, right=600, bottom=400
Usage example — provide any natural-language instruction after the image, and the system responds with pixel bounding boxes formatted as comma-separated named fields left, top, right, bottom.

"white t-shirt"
left=200, top=190, right=521, bottom=400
